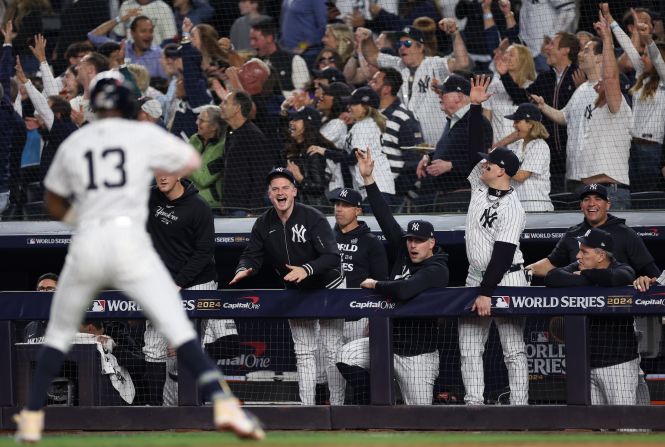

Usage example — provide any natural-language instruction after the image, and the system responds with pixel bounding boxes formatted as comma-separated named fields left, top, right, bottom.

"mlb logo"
left=87, top=300, right=106, bottom=312
left=492, top=296, right=510, bottom=308
left=530, top=331, right=550, bottom=343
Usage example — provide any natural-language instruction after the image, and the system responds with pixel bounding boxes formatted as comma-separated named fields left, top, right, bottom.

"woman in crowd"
left=314, top=48, right=344, bottom=73
left=485, top=43, right=536, bottom=150
left=283, top=106, right=332, bottom=210
left=605, top=5, right=665, bottom=193
left=309, top=82, right=353, bottom=191
left=313, top=87, right=394, bottom=204
left=504, top=103, right=553, bottom=212
left=188, top=105, right=226, bottom=211
left=322, top=23, right=354, bottom=64
left=183, top=18, right=229, bottom=71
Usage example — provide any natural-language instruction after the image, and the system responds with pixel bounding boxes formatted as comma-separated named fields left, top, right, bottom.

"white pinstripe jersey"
left=44, top=118, right=195, bottom=229
left=465, top=161, right=525, bottom=271
left=377, top=52, right=451, bottom=146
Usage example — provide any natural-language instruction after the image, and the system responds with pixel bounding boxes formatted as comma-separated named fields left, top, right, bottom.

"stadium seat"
left=630, top=191, right=665, bottom=210
left=433, top=190, right=471, bottom=213
left=549, top=192, right=579, bottom=211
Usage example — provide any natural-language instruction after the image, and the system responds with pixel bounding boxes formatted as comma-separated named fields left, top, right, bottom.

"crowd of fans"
left=1, top=0, right=665, bottom=219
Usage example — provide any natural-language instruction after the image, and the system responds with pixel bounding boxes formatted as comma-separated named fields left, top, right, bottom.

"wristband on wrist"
left=610, top=21, right=619, bottom=29
left=115, top=16, right=122, bottom=24
left=483, top=12, right=493, bottom=20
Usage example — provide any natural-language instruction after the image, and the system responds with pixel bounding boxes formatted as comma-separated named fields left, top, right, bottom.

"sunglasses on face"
left=396, top=39, right=414, bottom=49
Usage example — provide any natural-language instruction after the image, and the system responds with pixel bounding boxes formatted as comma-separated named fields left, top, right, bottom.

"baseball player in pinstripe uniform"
left=13, top=78, right=263, bottom=442
left=460, top=75, right=529, bottom=406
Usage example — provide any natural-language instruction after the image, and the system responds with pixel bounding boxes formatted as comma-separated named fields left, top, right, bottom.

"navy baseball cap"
left=477, top=147, right=520, bottom=177
left=328, top=187, right=362, bottom=207
left=579, top=184, right=609, bottom=201
left=321, top=81, right=353, bottom=99
left=348, top=87, right=380, bottom=109
left=266, top=167, right=296, bottom=185
left=577, top=228, right=613, bottom=252
left=288, top=106, right=322, bottom=128
left=505, top=103, right=542, bottom=122
left=404, top=220, right=434, bottom=240
left=396, top=26, right=425, bottom=44
left=432, top=74, right=471, bottom=96
left=312, top=67, right=344, bottom=83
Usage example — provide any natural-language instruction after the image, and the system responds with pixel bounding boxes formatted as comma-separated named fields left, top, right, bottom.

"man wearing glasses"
left=23, top=273, right=59, bottom=342
left=356, top=20, right=470, bottom=146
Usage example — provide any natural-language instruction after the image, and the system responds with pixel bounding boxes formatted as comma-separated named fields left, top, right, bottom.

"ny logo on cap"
left=589, top=184, right=598, bottom=190
left=339, top=189, right=348, bottom=198
left=362, top=95, right=369, bottom=102
left=275, top=167, right=286, bottom=172
left=411, top=223, right=419, bottom=231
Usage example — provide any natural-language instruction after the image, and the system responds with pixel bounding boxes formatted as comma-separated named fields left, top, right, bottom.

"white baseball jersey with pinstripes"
left=465, top=161, right=525, bottom=272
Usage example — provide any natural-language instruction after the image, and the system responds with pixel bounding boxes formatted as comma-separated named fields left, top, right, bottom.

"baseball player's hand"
left=633, top=276, right=657, bottom=292
left=229, top=268, right=253, bottom=285
left=356, top=147, right=374, bottom=180
left=426, top=159, right=452, bottom=176
left=471, top=295, right=492, bottom=316
left=360, top=278, right=377, bottom=289
left=284, top=265, right=308, bottom=283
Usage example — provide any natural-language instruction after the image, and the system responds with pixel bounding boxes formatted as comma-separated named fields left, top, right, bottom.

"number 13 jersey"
left=44, top=118, right=195, bottom=228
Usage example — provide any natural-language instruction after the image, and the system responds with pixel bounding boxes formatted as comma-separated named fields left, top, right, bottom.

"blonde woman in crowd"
left=345, top=87, right=395, bottom=202
left=485, top=43, right=536, bottom=150
left=322, top=23, right=355, bottom=63
left=504, top=103, right=553, bottom=212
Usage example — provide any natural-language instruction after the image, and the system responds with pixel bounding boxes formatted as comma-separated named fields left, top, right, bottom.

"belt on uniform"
left=596, top=182, right=628, bottom=190
left=631, top=137, right=658, bottom=145
left=472, top=263, right=523, bottom=276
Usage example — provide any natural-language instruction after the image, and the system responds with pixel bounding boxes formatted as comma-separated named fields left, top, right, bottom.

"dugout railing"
left=1, top=287, right=664, bottom=431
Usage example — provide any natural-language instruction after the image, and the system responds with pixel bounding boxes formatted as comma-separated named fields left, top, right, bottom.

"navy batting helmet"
left=90, top=77, right=139, bottom=119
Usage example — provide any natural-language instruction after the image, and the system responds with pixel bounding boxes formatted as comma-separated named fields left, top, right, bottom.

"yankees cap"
left=504, top=103, right=542, bottom=122
left=266, top=167, right=296, bottom=185
left=396, top=26, right=425, bottom=44
left=312, top=67, right=345, bottom=84
left=477, top=147, right=520, bottom=177
left=288, top=106, right=322, bottom=128
left=432, top=74, right=471, bottom=96
left=320, top=82, right=353, bottom=99
left=577, top=228, right=613, bottom=252
left=579, top=184, right=609, bottom=202
left=347, top=87, right=380, bottom=109
left=403, top=220, right=434, bottom=240
left=328, top=187, right=362, bottom=207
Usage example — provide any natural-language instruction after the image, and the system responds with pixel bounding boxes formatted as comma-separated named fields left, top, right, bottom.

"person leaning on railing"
left=545, top=228, right=640, bottom=406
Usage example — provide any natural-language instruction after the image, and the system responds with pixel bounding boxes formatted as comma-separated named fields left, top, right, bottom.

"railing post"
left=564, top=315, right=590, bottom=405
left=0, top=321, right=15, bottom=406
left=369, top=316, right=394, bottom=405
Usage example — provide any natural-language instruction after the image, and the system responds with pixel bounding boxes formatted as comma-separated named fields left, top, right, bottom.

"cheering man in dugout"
left=334, top=148, right=449, bottom=405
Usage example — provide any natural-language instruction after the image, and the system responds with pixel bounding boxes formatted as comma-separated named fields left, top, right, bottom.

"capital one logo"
left=292, top=224, right=307, bottom=243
